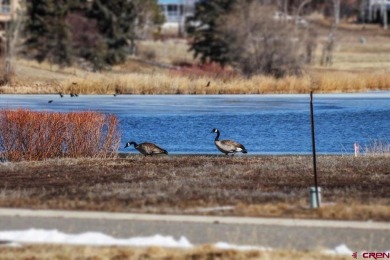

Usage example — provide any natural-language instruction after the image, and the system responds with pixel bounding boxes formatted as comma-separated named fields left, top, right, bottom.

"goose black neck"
left=214, top=131, right=220, bottom=141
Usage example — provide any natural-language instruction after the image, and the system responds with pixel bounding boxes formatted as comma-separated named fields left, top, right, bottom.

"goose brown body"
left=125, top=141, right=168, bottom=156
left=211, top=128, right=247, bottom=155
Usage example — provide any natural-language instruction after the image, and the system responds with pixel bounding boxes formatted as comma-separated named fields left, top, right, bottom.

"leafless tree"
left=1, top=4, right=23, bottom=86
left=295, top=0, right=311, bottom=19
left=320, top=0, right=341, bottom=67
left=218, top=1, right=315, bottom=77
left=332, top=0, right=341, bottom=25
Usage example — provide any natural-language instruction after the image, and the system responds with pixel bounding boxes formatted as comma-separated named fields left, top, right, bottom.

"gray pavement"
left=0, top=208, right=389, bottom=251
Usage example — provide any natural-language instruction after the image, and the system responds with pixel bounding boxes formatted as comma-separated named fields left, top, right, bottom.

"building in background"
left=158, top=0, right=199, bottom=34
left=0, top=0, right=20, bottom=38
left=362, top=0, right=390, bottom=23
left=0, top=0, right=19, bottom=28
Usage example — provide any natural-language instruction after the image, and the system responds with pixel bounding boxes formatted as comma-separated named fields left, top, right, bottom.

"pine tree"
left=89, top=0, right=138, bottom=65
left=23, top=0, right=52, bottom=62
left=24, top=0, right=75, bottom=66
left=186, top=0, right=236, bottom=65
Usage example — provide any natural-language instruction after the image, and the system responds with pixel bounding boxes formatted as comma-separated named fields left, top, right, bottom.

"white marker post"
left=354, top=143, right=360, bottom=157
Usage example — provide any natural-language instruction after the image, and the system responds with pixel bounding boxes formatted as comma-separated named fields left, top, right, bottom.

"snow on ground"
left=0, top=228, right=353, bottom=255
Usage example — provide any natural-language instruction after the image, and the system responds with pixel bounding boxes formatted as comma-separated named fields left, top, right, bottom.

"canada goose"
left=124, top=141, right=168, bottom=156
left=59, top=92, right=63, bottom=98
left=211, top=128, right=247, bottom=155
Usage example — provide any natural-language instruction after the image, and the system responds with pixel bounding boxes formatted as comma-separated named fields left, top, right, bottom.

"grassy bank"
left=0, top=155, right=389, bottom=221
left=0, top=21, right=390, bottom=95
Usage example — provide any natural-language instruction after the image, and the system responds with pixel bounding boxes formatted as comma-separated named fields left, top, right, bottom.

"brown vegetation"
left=0, top=155, right=388, bottom=221
left=218, top=3, right=310, bottom=77
left=0, top=244, right=349, bottom=260
left=0, top=109, right=120, bottom=161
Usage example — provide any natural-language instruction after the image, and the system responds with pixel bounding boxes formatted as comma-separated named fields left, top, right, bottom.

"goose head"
left=124, top=141, right=137, bottom=148
left=211, top=128, right=219, bottom=134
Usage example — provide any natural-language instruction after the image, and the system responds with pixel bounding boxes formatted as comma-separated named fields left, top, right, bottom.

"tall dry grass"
left=60, top=70, right=390, bottom=95
left=364, top=139, right=390, bottom=156
left=0, top=57, right=390, bottom=94
left=0, top=109, right=120, bottom=161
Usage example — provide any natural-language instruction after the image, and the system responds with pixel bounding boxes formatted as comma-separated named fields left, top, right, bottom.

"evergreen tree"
left=186, top=0, right=236, bottom=65
left=89, top=0, right=138, bottom=65
left=23, top=0, right=52, bottom=62
left=24, top=0, right=75, bottom=66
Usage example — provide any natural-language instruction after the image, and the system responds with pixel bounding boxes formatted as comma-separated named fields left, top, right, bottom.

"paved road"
left=0, top=208, right=389, bottom=251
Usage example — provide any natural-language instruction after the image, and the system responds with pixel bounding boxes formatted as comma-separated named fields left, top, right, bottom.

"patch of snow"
left=324, top=244, right=353, bottom=255
left=214, top=242, right=271, bottom=251
left=0, top=229, right=192, bottom=248
left=1, top=229, right=384, bottom=256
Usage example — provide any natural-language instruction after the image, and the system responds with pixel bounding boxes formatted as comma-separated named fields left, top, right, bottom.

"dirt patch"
left=0, top=155, right=389, bottom=221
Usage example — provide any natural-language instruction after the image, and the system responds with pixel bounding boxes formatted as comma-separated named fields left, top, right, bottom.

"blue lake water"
left=0, top=93, right=389, bottom=155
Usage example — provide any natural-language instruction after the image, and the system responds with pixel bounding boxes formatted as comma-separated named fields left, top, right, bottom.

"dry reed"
left=75, top=70, right=390, bottom=94
left=364, top=139, right=390, bottom=156
left=4, top=65, right=390, bottom=95
left=0, top=109, right=120, bottom=161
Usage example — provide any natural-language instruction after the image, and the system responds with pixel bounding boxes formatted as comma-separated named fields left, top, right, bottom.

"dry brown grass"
left=0, top=244, right=349, bottom=260
left=0, top=155, right=389, bottom=221
left=5, top=63, right=390, bottom=94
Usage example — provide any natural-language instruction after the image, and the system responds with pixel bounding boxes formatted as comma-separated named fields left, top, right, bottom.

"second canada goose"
left=124, top=141, right=168, bottom=156
left=211, top=128, right=247, bottom=155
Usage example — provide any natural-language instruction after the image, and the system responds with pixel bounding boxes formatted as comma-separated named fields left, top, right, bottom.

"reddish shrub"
left=0, top=109, right=120, bottom=161
left=169, top=63, right=238, bottom=81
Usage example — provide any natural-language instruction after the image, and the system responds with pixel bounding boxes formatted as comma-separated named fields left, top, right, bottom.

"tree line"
left=22, top=0, right=164, bottom=70
left=18, top=0, right=361, bottom=77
